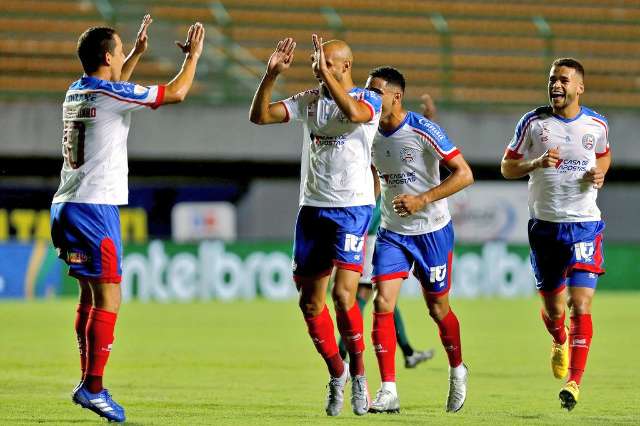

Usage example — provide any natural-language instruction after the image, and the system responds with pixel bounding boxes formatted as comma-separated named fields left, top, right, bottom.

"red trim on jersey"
left=504, top=148, right=524, bottom=160
left=591, top=117, right=608, bottom=139
left=443, top=149, right=461, bottom=162
left=279, top=100, right=291, bottom=123
left=333, top=260, right=364, bottom=273
left=359, top=99, right=375, bottom=122
left=371, top=271, right=409, bottom=283
left=595, top=146, right=610, bottom=158
left=512, top=115, right=537, bottom=153
left=151, top=85, right=165, bottom=109
left=412, top=128, right=456, bottom=160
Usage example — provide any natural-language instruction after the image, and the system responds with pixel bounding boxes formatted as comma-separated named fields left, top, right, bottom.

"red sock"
left=541, top=309, right=567, bottom=344
left=434, top=309, right=463, bottom=368
left=372, top=311, right=396, bottom=382
left=568, top=314, right=593, bottom=385
left=85, top=308, right=118, bottom=393
left=75, top=303, right=92, bottom=379
left=304, top=306, right=344, bottom=378
left=336, top=303, right=365, bottom=377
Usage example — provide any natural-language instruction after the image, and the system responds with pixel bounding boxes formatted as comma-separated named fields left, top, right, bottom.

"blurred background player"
left=249, top=35, right=381, bottom=416
left=337, top=93, right=442, bottom=369
left=365, top=67, right=474, bottom=414
left=50, top=16, right=205, bottom=422
left=501, top=58, right=610, bottom=411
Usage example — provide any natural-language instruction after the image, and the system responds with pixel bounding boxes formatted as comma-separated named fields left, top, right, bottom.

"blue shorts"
left=528, top=219, right=605, bottom=295
left=50, top=202, right=122, bottom=284
left=292, top=205, right=372, bottom=281
left=372, top=221, right=454, bottom=296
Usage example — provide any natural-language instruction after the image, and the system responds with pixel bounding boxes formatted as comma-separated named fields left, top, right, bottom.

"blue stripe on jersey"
left=68, top=76, right=150, bottom=100
left=582, top=106, right=608, bottom=124
left=405, top=111, right=455, bottom=152
left=350, top=87, right=382, bottom=113
left=509, top=109, right=539, bottom=150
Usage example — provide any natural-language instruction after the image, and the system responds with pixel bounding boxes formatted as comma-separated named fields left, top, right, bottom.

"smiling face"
left=548, top=65, right=584, bottom=113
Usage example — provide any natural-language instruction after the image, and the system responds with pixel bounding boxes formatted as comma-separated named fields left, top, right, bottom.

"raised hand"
left=133, top=14, right=152, bottom=55
left=266, top=38, right=296, bottom=77
left=583, top=167, right=605, bottom=189
left=536, top=147, right=561, bottom=169
left=176, top=22, right=206, bottom=58
left=311, top=34, right=327, bottom=79
left=392, top=194, right=427, bottom=217
left=420, top=93, right=437, bottom=121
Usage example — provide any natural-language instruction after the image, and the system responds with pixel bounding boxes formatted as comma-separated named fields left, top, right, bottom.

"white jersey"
left=506, top=106, right=610, bottom=223
left=373, top=111, right=460, bottom=235
left=281, top=87, right=382, bottom=207
left=52, top=76, right=165, bottom=205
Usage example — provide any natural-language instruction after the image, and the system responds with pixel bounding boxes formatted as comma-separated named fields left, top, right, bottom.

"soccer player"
left=364, top=67, right=474, bottom=414
left=501, top=58, right=610, bottom=411
left=50, top=16, right=205, bottom=422
left=249, top=35, right=381, bottom=416
left=337, top=99, right=440, bottom=369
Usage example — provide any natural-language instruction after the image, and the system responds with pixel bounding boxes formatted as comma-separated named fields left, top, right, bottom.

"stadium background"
left=1, top=0, right=639, bottom=424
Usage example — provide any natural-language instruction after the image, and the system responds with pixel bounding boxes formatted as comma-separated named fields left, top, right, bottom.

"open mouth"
left=551, top=92, right=565, bottom=100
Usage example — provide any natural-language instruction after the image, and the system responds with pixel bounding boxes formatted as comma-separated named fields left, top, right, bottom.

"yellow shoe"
left=551, top=330, right=569, bottom=379
left=559, top=380, right=580, bottom=411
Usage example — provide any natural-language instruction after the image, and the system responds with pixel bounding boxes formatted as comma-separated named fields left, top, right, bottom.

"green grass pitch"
left=1, top=293, right=639, bottom=425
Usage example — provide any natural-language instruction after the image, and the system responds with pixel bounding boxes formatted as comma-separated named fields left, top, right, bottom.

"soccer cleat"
left=72, top=384, right=126, bottom=422
left=350, top=375, right=370, bottom=416
left=325, top=362, right=350, bottom=416
left=559, top=380, right=580, bottom=411
left=404, top=348, right=435, bottom=369
left=551, top=330, right=569, bottom=379
left=369, top=388, right=400, bottom=414
left=446, top=364, right=468, bottom=413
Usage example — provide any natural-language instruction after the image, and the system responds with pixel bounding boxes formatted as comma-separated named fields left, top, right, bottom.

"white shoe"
left=350, top=375, right=370, bottom=416
left=369, top=386, right=400, bottom=414
left=325, top=362, right=350, bottom=416
left=446, top=364, right=468, bottom=413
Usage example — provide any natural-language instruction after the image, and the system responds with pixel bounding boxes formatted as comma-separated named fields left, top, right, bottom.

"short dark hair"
left=369, top=66, right=406, bottom=93
left=552, top=57, right=585, bottom=78
left=77, top=27, right=117, bottom=74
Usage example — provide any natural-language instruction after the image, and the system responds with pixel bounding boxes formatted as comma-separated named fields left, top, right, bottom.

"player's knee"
left=331, top=287, right=354, bottom=311
left=568, top=296, right=592, bottom=315
left=298, top=297, right=323, bottom=317
left=373, top=293, right=394, bottom=313
left=427, top=299, right=449, bottom=321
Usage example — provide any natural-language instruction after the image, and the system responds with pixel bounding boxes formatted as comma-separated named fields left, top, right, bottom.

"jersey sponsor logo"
left=344, top=234, right=365, bottom=252
left=582, top=134, right=595, bottom=150
left=400, top=147, right=416, bottom=163
left=574, top=241, right=595, bottom=262
left=555, top=159, right=589, bottom=173
left=429, top=264, right=447, bottom=283
left=311, top=133, right=346, bottom=147
left=381, top=172, right=417, bottom=186
left=67, top=251, right=89, bottom=264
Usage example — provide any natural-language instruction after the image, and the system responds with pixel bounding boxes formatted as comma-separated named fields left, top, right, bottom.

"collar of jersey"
left=552, top=106, right=584, bottom=123
left=71, top=75, right=104, bottom=90
left=379, top=111, right=410, bottom=137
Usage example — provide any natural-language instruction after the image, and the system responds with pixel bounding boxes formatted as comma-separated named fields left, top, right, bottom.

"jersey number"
left=63, top=121, right=86, bottom=169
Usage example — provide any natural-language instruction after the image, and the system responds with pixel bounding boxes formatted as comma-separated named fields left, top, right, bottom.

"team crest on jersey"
left=400, top=147, right=416, bottom=163
left=582, top=134, right=595, bottom=150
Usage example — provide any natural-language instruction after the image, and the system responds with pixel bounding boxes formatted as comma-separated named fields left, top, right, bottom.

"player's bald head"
left=322, top=39, right=353, bottom=63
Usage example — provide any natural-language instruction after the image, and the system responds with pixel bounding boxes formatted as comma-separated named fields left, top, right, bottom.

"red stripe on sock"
left=85, top=308, right=118, bottom=391
left=372, top=311, right=396, bottom=382
left=541, top=309, right=567, bottom=344
left=304, top=306, right=343, bottom=377
left=568, top=314, right=593, bottom=385
left=434, top=309, right=463, bottom=367
left=336, top=303, right=365, bottom=376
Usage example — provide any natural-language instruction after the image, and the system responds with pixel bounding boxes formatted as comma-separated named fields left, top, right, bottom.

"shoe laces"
left=352, top=377, right=367, bottom=398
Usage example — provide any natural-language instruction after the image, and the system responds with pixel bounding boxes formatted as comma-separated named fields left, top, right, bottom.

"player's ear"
left=104, top=51, right=112, bottom=67
left=577, top=80, right=584, bottom=95
left=343, top=59, right=351, bottom=73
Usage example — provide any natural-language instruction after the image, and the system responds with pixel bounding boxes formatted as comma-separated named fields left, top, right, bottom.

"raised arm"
left=249, top=38, right=296, bottom=124
left=393, top=154, right=474, bottom=217
left=312, top=34, right=373, bottom=123
left=121, top=14, right=152, bottom=82
left=162, top=22, right=205, bottom=104
left=501, top=147, right=559, bottom=179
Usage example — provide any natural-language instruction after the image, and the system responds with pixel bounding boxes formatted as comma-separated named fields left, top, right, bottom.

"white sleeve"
left=280, top=89, right=318, bottom=122
left=98, top=81, right=165, bottom=113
